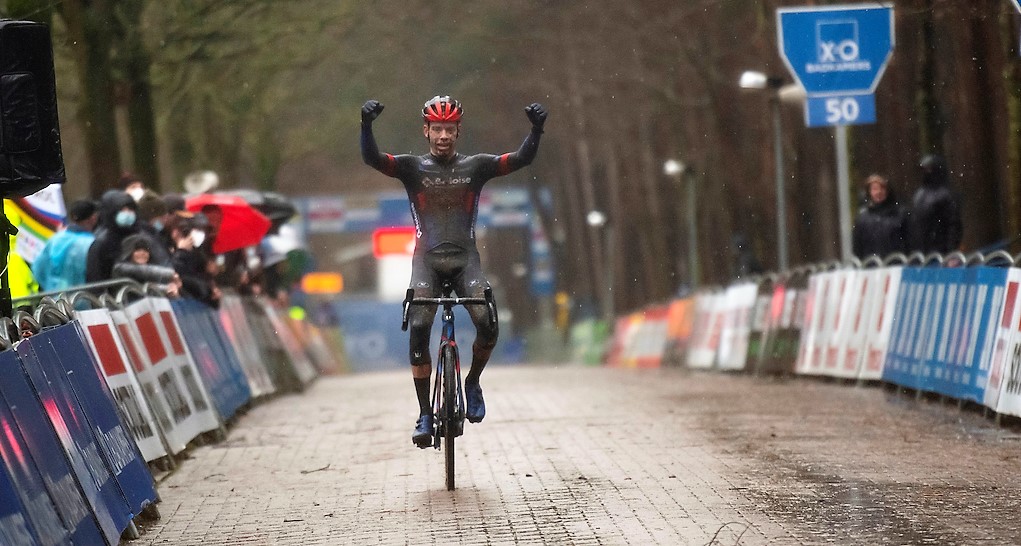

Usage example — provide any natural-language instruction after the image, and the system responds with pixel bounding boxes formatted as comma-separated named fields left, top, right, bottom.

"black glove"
left=525, top=103, right=547, bottom=131
left=362, top=100, right=384, bottom=124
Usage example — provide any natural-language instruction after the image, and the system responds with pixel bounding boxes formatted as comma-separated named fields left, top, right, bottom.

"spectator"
left=908, top=154, right=963, bottom=254
left=135, top=190, right=173, bottom=265
left=201, top=203, right=248, bottom=290
left=852, top=174, right=907, bottom=260
left=162, top=193, right=186, bottom=214
left=112, top=234, right=181, bottom=297
left=118, top=171, right=145, bottom=202
left=32, top=199, right=98, bottom=291
left=86, top=190, right=139, bottom=282
left=169, top=216, right=220, bottom=307
left=730, top=232, right=763, bottom=279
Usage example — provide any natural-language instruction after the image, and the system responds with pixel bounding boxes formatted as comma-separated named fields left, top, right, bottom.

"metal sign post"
left=778, top=4, right=895, bottom=261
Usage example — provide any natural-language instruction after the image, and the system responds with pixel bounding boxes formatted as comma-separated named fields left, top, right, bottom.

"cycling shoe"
left=412, top=414, right=433, bottom=448
left=465, top=380, right=485, bottom=423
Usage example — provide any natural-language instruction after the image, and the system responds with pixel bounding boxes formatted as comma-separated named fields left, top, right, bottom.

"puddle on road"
left=748, top=464, right=966, bottom=544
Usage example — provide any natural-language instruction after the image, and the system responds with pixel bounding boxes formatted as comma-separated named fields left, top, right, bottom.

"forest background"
left=2, top=0, right=1018, bottom=315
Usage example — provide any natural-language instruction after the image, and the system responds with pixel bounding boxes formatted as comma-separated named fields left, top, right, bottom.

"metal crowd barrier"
left=0, top=278, right=337, bottom=543
left=605, top=250, right=1021, bottom=423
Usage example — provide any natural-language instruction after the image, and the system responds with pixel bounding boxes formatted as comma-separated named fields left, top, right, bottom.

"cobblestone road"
left=134, top=366, right=1021, bottom=545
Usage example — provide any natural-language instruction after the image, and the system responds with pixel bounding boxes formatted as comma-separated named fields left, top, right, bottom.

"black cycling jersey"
left=361, top=114, right=542, bottom=368
left=361, top=124, right=542, bottom=254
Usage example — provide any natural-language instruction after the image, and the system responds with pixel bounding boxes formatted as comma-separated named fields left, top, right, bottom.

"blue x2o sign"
left=778, top=4, right=894, bottom=126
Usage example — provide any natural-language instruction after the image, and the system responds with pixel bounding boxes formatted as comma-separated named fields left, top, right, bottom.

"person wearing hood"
left=112, top=234, right=181, bottom=296
left=134, top=190, right=173, bottom=266
left=908, top=155, right=962, bottom=254
left=33, top=199, right=98, bottom=291
left=169, top=215, right=220, bottom=307
left=86, top=190, right=139, bottom=282
left=852, top=174, right=907, bottom=260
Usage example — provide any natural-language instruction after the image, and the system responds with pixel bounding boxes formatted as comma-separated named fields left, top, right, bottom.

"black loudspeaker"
left=0, top=20, right=64, bottom=198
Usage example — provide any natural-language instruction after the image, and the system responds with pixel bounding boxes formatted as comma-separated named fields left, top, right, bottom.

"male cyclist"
left=360, top=95, right=547, bottom=448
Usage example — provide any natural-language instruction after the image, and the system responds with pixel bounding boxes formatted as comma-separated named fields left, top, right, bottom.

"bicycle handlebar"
left=401, top=287, right=496, bottom=331
left=407, top=297, right=488, bottom=305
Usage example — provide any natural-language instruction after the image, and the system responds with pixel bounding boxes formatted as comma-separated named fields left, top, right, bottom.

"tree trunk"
left=60, top=0, right=121, bottom=196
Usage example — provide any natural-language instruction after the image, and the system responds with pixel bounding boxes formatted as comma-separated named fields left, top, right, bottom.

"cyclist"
left=361, top=95, right=547, bottom=448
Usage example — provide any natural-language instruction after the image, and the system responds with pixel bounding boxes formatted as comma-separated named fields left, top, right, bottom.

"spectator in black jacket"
left=169, top=216, right=220, bottom=307
left=852, top=174, right=908, bottom=260
left=908, top=155, right=963, bottom=254
left=86, top=190, right=138, bottom=282
left=134, top=190, right=173, bottom=266
left=112, top=235, right=181, bottom=296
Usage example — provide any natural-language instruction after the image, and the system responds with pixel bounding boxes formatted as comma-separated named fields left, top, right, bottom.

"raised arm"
left=360, top=100, right=397, bottom=175
left=495, top=103, right=548, bottom=176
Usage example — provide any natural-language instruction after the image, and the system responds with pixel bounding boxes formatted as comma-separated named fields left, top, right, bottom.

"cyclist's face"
left=424, top=122, right=459, bottom=158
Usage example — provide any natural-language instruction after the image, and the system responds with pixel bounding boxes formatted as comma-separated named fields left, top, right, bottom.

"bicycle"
left=402, top=282, right=496, bottom=490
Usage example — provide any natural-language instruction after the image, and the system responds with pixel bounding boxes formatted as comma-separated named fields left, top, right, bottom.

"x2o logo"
left=816, top=20, right=860, bottom=62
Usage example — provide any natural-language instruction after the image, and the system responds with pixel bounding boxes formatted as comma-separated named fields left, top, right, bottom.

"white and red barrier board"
left=74, top=309, right=168, bottom=462
left=687, top=292, right=725, bottom=369
left=123, top=299, right=220, bottom=445
left=819, top=270, right=853, bottom=376
left=858, top=267, right=903, bottom=380
left=986, top=269, right=1021, bottom=415
left=795, top=273, right=830, bottom=375
left=604, top=316, right=632, bottom=366
left=107, top=308, right=195, bottom=455
left=613, top=306, right=670, bottom=368
left=824, top=270, right=867, bottom=378
left=219, top=294, right=276, bottom=397
left=716, top=283, right=758, bottom=371
left=609, top=313, right=641, bottom=368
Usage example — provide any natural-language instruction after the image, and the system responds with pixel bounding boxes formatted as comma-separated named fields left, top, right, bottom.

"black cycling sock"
left=414, top=377, right=431, bottom=416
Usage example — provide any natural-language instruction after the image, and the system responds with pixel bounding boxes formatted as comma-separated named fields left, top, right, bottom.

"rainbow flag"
left=5, top=184, right=66, bottom=263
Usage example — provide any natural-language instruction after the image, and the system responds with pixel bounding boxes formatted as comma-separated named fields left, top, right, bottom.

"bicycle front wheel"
left=442, top=344, right=457, bottom=491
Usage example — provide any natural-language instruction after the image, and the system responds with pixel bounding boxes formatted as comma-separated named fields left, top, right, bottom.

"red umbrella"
left=185, top=193, right=272, bottom=254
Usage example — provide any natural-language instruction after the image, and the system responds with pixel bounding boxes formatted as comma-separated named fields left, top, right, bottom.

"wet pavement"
left=134, top=366, right=1021, bottom=545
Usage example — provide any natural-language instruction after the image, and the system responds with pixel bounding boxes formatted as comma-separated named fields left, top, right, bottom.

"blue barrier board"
left=45, top=322, right=160, bottom=515
left=884, top=267, right=933, bottom=389
left=0, top=365, right=70, bottom=546
left=883, top=267, right=1007, bottom=401
left=0, top=462, right=40, bottom=546
left=940, top=267, right=1005, bottom=402
left=0, top=348, right=108, bottom=545
left=171, top=299, right=251, bottom=420
left=202, top=311, right=253, bottom=415
left=17, top=337, right=133, bottom=545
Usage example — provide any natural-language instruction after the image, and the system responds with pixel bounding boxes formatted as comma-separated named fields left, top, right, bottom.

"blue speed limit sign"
left=806, top=94, right=876, bottom=127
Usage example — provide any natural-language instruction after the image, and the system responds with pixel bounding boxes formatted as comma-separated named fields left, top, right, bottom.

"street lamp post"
left=740, top=70, right=789, bottom=272
left=663, top=159, right=698, bottom=290
left=586, top=210, right=614, bottom=323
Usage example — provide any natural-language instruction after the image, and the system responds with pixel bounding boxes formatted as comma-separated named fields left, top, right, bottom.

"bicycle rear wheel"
left=442, top=344, right=457, bottom=491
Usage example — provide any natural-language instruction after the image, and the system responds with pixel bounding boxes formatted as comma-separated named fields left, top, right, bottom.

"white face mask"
left=190, top=229, right=206, bottom=248
left=126, top=187, right=144, bottom=202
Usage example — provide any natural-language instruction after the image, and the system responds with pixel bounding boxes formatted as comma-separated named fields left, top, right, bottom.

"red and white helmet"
left=422, top=95, right=463, bottom=123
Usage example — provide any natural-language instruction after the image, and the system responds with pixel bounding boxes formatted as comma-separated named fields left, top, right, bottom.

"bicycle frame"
left=402, top=284, right=496, bottom=490
left=431, top=302, right=464, bottom=448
